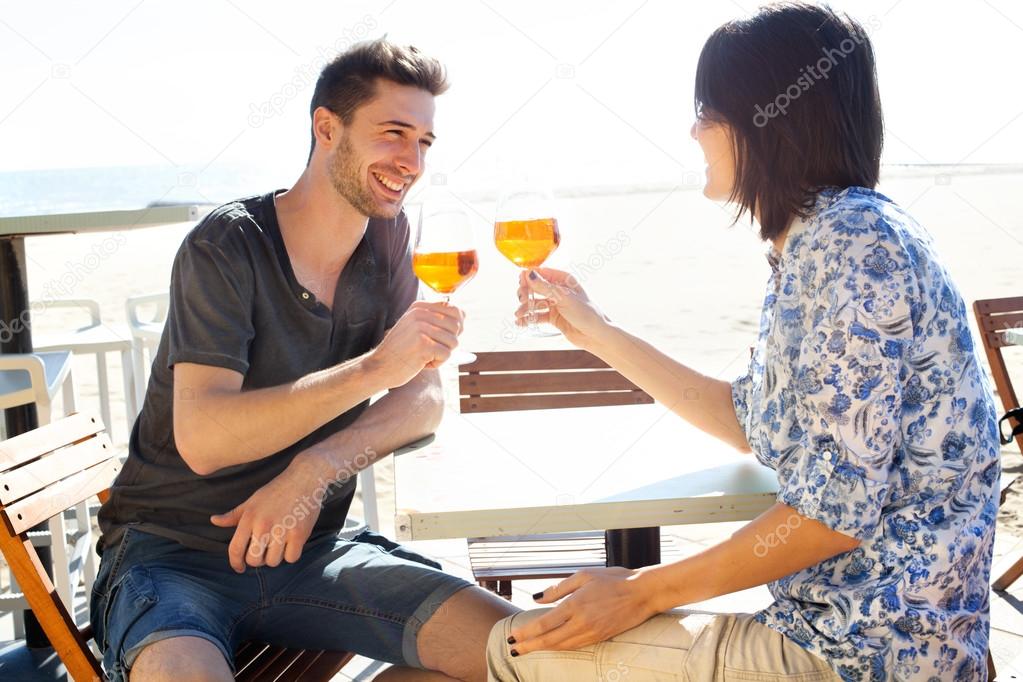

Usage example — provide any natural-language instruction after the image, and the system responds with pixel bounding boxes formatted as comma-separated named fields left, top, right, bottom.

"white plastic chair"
left=125, top=292, right=168, bottom=411
left=0, top=351, right=95, bottom=627
left=32, top=299, right=137, bottom=441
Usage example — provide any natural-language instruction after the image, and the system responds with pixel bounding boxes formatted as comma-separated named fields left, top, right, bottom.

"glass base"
left=450, top=349, right=478, bottom=366
left=524, top=323, right=562, bottom=337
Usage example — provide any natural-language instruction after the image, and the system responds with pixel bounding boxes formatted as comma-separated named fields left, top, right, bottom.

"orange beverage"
left=412, top=249, right=479, bottom=294
left=493, top=217, right=560, bottom=269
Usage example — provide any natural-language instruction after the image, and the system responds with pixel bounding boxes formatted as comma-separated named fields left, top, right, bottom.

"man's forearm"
left=296, top=368, right=445, bottom=484
left=635, top=503, right=860, bottom=612
left=175, top=353, right=391, bottom=474
left=588, top=325, right=750, bottom=452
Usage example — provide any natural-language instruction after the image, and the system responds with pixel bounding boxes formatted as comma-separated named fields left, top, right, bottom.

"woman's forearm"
left=634, top=503, right=860, bottom=612
left=587, top=324, right=751, bottom=452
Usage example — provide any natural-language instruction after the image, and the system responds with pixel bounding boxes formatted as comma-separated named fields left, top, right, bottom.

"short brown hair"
left=695, top=3, right=883, bottom=241
left=308, top=38, right=449, bottom=160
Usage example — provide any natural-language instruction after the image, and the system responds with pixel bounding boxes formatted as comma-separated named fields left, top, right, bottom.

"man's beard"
left=329, top=133, right=401, bottom=219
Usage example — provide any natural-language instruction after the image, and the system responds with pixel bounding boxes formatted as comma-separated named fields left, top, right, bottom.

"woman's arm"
left=507, top=502, right=859, bottom=654
left=517, top=268, right=751, bottom=452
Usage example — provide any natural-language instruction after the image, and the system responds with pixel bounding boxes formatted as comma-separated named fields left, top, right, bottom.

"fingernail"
left=510, top=649, right=519, bottom=657
left=528, top=271, right=538, bottom=280
left=532, top=591, right=544, bottom=600
left=507, top=636, right=516, bottom=645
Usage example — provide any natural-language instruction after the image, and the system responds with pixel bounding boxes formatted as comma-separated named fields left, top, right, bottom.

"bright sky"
left=2, top=0, right=1021, bottom=189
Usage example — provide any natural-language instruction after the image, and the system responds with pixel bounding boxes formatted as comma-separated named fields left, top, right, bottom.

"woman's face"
left=690, top=117, right=736, bottom=201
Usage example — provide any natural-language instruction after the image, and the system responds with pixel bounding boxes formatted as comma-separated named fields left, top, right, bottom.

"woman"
left=486, top=3, right=1000, bottom=681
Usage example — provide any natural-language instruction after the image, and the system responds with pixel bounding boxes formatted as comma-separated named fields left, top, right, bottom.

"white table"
left=393, top=403, right=779, bottom=564
left=1005, top=328, right=1023, bottom=346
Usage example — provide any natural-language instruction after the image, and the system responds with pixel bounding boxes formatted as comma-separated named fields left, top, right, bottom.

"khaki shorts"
left=487, top=610, right=841, bottom=681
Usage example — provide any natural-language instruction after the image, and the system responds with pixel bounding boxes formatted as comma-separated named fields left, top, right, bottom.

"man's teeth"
left=373, top=172, right=404, bottom=192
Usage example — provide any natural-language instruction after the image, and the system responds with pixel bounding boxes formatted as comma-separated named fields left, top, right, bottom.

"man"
left=92, top=39, right=518, bottom=682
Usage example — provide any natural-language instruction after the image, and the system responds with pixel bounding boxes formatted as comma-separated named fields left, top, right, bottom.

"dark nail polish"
left=510, top=649, right=519, bottom=657
left=528, top=271, right=538, bottom=280
left=532, top=591, right=544, bottom=600
left=507, top=636, right=516, bottom=645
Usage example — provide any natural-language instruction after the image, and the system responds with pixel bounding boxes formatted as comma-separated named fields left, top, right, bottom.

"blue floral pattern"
left=732, top=187, right=1000, bottom=681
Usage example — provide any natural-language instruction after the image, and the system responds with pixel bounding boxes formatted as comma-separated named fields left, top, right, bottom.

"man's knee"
left=129, top=635, right=232, bottom=682
left=417, top=585, right=520, bottom=682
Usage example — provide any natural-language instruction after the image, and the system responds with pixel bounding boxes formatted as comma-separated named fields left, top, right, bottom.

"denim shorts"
left=89, top=526, right=472, bottom=681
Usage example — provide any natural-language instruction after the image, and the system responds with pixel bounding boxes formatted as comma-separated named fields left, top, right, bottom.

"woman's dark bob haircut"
left=695, top=3, right=884, bottom=241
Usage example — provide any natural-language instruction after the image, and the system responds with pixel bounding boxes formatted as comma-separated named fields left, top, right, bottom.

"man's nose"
left=395, top=141, right=422, bottom=177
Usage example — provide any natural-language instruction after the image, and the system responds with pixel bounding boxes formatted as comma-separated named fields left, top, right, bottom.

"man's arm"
left=210, top=367, right=444, bottom=572
left=174, top=301, right=461, bottom=476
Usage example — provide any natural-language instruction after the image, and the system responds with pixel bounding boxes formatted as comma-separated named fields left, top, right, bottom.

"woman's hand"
left=506, top=567, right=663, bottom=655
left=516, top=268, right=612, bottom=349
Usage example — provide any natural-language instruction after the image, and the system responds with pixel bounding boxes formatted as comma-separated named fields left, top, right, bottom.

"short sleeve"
left=385, top=211, right=420, bottom=328
left=776, top=254, right=911, bottom=539
left=731, top=367, right=755, bottom=444
left=166, top=238, right=255, bottom=375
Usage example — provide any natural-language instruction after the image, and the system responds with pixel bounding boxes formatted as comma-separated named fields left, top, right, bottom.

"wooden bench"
left=0, top=412, right=353, bottom=681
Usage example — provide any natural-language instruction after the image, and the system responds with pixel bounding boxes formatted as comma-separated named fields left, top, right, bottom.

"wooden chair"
left=0, top=412, right=353, bottom=681
left=973, top=297, right=1023, bottom=591
left=459, top=350, right=657, bottom=598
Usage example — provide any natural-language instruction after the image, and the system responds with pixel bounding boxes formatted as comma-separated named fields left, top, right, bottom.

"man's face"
left=327, top=80, right=436, bottom=219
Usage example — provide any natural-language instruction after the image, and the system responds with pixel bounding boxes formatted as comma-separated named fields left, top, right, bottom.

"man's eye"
left=420, top=140, right=433, bottom=148
left=386, top=130, right=403, bottom=137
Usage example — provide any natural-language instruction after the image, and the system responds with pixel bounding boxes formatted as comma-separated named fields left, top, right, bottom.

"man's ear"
left=312, top=106, right=339, bottom=150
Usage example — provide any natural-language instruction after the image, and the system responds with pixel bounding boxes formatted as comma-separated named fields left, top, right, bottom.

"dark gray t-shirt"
left=98, top=191, right=418, bottom=553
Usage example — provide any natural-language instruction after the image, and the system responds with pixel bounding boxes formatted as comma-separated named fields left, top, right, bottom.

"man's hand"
left=507, top=567, right=662, bottom=655
left=368, top=301, right=465, bottom=389
left=210, top=454, right=327, bottom=572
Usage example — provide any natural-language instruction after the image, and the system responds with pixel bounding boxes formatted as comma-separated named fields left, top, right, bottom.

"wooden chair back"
left=0, top=412, right=114, bottom=681
left=458, top=350, right=653, bottom=413
left=0, top=413, right=353, bottom=681
left=973, top=296, right=1023, bottom=453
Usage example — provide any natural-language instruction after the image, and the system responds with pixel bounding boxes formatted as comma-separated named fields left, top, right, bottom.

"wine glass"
left=494, top=186, right=562, bottom=337
left=411, top=202, right=479, bottom=366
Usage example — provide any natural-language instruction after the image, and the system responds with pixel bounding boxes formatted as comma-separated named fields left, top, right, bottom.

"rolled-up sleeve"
left=731, top=369, right=755, bottom=445
left=776, top=288, right=907, bottom=539
left=166, top=237, right=255, bottom=375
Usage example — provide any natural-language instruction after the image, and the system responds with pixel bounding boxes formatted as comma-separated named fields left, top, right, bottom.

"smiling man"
left=91, top=39, right=518, bottom=682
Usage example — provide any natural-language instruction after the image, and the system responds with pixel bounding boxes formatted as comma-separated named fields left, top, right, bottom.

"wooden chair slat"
left=234, top=642, right=269, bottom=675
left=460, top=369, right=642, bottom=396
left=236, top=645, right=305, bottom=682
left=4, top=458, right=121, bottom=534
left=974, top=296, right=1023, bottom=315
left=235, top=644, right=291, bottom=682
left=0, top=433, right=115, bottom=504
left=979, top=311, right=1023, bottom=332
left=291, top=650, right=355, bottom=680
left=0, top=413, right=103, bottom=472
left=461, top=391, right=653, bottom=413
left=980, top=329, right=1016, bottom=350
left=278, top=650, right=326, bottom=681
left=460, top=350, right=609, bottom=372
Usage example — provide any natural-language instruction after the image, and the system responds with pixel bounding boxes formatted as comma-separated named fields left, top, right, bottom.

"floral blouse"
left=732, top=187, right=1001, bottom=681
